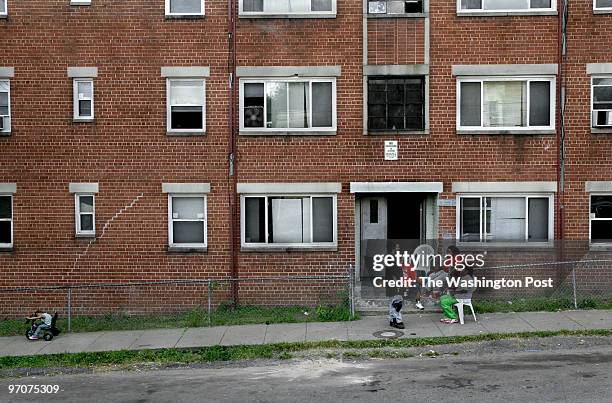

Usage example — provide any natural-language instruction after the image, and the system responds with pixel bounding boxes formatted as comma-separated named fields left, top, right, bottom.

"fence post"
left=67, top=287, right=72, bottom=333
left=572, top=265, right=578, bottom=309
left=207, top=280, right=212, bottom=326
left=349, top=265, right=355, bottom=319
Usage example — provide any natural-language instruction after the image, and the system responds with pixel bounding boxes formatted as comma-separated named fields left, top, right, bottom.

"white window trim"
left=0, top=0, right=7, bottom=17
left=589, top=193, right=612, bottom=246
left=165, top=0, right=204, bottom=16
left=591, top=75, right=612, bottom=129
left=75, top=194, right=96, bottom=237
left=168, top=194, right=208, bottom=249
left=73, top=78, right=94, bottom=122
left=594, top=0, right=612, bottom=12
left=239, top=0, right=337, bottom=18
left=455, top=193, right=554, bottom=247
left=456, top=75, right=556, bottom=132
left=166, top=78, right=206, bottom=134
left=0, top=79, right=11, bottom=133
left=457, top=0, right=556, bottom=14
left=0, top=194, right=12, bottom=248
left=240, top=193, right=337, bottom=250
left=70, top=0, right=92, bottom=5
left=239, top=77, right=337, bottom=134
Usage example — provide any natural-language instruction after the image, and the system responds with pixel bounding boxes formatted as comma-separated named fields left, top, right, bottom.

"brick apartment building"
left=0, top=1, right=611, bottom=313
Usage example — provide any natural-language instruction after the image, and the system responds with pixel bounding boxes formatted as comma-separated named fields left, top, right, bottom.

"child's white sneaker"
left=415, top=302, right=424, bottom=310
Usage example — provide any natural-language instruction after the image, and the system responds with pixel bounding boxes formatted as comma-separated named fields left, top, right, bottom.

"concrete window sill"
left=165, top=15, right=205, bottom=20
left=239, top=14, right=336, bottom=19
left=367, top=130, right=429, bottom=136
left=167, top=246, right=208, bottom=253
left=0, top=132, right=11, bottom=136
left=457, top=129, right=556, bottom=136
left=241, top=245, right=338, bottom=253
left=591, top=128, right=612, bottom=135
left=456, top=242, right=554, bottom=251
left=239, top=131, right=336, bottom=136
left=457, top=11, right=557, bottom=17
left=73, top=118, right=94, bottom=123
left=0, top=15, right=7, bottom=19
left=594, top=10, right=612, bottom=15
left=589, top=243, right=612, bottom=251
left=75, top=234, right=95, bottom=239
left=0, top=247, right=14, bottom=253
left=367, top=13, right=427, bottom=18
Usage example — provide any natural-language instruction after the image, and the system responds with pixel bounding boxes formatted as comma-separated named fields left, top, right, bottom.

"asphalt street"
left=1, top=341, right=610, bottom=403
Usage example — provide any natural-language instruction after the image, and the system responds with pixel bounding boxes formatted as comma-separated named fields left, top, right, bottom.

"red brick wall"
left=367, top=18, right=425, bottom=65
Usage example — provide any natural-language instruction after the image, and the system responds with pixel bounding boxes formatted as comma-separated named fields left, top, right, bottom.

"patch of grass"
left=366, top=349, right=414, bottom=359
left=0, top=301, right=357, bottom=337
left=0, top=329, right=609, bottom=371
left=473, top=298, right=612, bottom=313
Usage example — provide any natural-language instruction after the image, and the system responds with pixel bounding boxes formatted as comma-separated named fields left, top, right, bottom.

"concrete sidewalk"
left=0, top=310, right=609, bottom=358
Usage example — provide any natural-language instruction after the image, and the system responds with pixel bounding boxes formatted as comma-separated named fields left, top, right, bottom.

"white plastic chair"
left=454, top=298, right=477, bottom=325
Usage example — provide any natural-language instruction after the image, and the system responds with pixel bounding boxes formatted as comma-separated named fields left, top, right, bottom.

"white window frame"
left=70, top=0, right=92, bottom=5
left=0, top=0, right=7, bottom=17
left=0, top=194, right=12, bottom=248
left=240, top=194, right=337, bottom=249
left=168, top=194, right=207, bottom=249
left=594, top=0, right=612, bottom=12
left=456, top=76, right=556, bottom=132
left=457, top=0, right=556, bottom=14
left=166, top=78, right=206, bottom=134
left=239, top=0, right=337, bottom=17
left=591, top=75, right=612, bottom=128
left=239, top=77, right=337, bottom=133
left=73, top=78, right=94, bottom=121
left=75, top=194, right=96, bottom=237
left=165, top=0, right=204, bottom=16
left=0, top=80, right=10, bottom=133
left=455, top=193, right=554, bottom=245
left=589, top=193, right=612, bottom=245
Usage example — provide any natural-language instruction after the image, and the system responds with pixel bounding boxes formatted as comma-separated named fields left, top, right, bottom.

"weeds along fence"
left=0, top=271, right=356, bottom=332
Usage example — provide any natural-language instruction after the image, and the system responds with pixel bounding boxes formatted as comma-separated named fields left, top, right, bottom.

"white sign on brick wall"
left=384, top=141, right=398, bottom=161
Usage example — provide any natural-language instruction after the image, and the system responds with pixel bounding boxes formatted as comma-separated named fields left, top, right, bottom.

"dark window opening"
left=368, top=76, right=425, bottom=131
left=171, top=106, right=203, bottom=130
left=370, top=199, right=378, bottom=224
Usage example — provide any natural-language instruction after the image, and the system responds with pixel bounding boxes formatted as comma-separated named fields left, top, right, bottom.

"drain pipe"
left=228, top=0, right=239, bottom=305
left=556, top=0, right=567, bottom=244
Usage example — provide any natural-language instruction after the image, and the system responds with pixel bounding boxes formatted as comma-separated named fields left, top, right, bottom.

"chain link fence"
left=0, top=271, right=355, bottom=334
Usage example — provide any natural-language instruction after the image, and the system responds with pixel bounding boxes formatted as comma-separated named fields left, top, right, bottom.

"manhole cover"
left=373, top=330, right=404, bottom=339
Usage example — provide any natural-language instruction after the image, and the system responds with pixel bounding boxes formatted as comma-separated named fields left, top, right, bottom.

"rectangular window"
left=242, top=195, right=336, bottom=247
left=166, top=0, right=204, bottom=16
left=590, top=195, right=612, bottom=243
left=73, top=79, right=94, bottom=121
left=0, top=0, right=6, bottom=16
left=591, top=77, right=612, bottom=128
left=0, top=80, right=10, bottom=133
left=167, top=79, right=206, bottom=133
left=595, top=0, right=612, bottom=11
left=75, top=194, right=95, bottom=236
left=457, top=77, right=554, bottom=131
left=241, top=78, right=336, bottom=133
left=0, top=195, right=12, bottom=247
left=241, top=0, right=336, bottom=15
left=458, top=195, right=552, bottom=243
left=169, top=195, right=207, bottom=247
left=368, top=0, right=424, bottom=14
left=459, top=0, right=554, bottom=12
left=368, top=76, right=425, bottom=131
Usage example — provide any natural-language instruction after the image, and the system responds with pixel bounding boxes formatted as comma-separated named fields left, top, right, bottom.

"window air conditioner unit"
left=593, top=110, right=612, bottom=127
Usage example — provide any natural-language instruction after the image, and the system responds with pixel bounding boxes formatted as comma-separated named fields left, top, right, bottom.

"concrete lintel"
left=364, top=64, right=429, bottom=76
left=237, top=183, right=342, bottom=194
left=69, top=183, right=99, bottom=194
left=0, top=67, right=15, bottom=79
left=0, top=183, right=17, bottom=194
left=161, top=66, right=210, bottom=78
left=236, top=66, right=341, bottom=78
left=162, top=183, right=211, bottom=194
left=586, top=63, right=612, bottom=75
left=452, top=182, right=557, bottom=193
left=586, top=182, right=612, bottom=192
left=350, top=182, right=443, bottom=193
left=452, top=64, right=558, bottom=76
left=67, top=67, right=98, bottom=78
